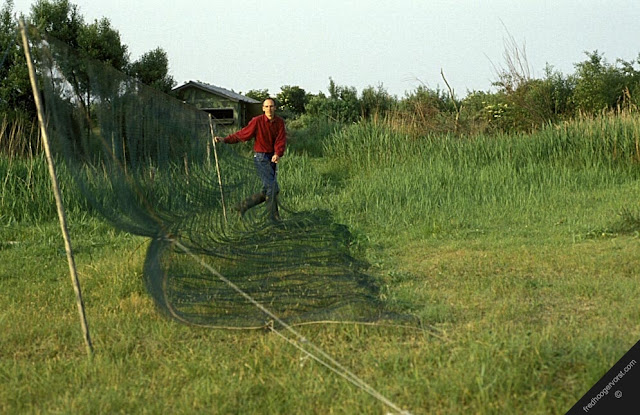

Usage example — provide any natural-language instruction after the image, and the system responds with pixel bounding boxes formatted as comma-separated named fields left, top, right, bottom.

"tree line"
left=2, top=0, right=640, bottom=145
left=0, top=0, right=175, bottom=123
left=251, top=51, right=640, bottom=136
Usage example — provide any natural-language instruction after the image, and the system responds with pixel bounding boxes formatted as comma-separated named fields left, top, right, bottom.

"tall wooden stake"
left=208, top=115, right=227, bottom=222
left=19, top=19, right=93, bottom=356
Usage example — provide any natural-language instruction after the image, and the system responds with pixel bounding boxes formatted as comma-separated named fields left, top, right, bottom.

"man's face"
left=263, top=99, right=276, bottom=120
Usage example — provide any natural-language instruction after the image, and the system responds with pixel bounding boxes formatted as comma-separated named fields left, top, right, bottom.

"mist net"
left=30, top=31, right=402, bottom=329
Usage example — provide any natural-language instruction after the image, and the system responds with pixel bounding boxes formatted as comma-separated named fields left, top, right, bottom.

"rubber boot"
left=235, top=192, right=266, bottom=216
left=265, top=195, right=280, bottom=222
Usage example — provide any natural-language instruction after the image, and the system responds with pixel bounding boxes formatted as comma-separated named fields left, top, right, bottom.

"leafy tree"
left=276, top=85, right=308, bottom=116
left=0, top=0, right=34, bottom=121
left=30, top=0, right=83, bottom=47
left=571, top=51, right=627, bottom=115
left=360, top=84, right=395, bottom=119
left=244, top=88, right=270, bottom=103
left=129, top=47, right=175, bottom=93
left=305, top=78, right=360, bottom=123
left=31, top=0, right=176, bottom=98
left=1, top=0, right=181, bottom=157
left=304, top=92, right=328, bottom=118
left=540, top=64, right=575, bottom=117
left=617, top=54, right=640, bottom=109
left=78, top=17, right=128, bottom=71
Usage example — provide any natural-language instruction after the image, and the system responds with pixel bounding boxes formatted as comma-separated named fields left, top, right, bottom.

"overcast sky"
left=10, top=0, right=640, bottom=98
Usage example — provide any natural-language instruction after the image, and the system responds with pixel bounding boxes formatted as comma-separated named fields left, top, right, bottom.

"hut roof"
left=172, top=81, right=260, bottom=104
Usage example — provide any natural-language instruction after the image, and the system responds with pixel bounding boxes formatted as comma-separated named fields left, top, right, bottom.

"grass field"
left=1, top=113, right=640, bottom=414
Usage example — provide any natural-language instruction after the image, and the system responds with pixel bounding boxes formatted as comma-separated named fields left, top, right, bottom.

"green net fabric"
left=31, top=30, right=401, bottom=329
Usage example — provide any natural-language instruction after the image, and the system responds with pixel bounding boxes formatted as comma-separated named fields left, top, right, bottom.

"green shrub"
left=570, top=51, right=633, bottom=115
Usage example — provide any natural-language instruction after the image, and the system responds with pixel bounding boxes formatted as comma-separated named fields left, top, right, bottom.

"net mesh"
left=30, top=29, right=406, bottom=329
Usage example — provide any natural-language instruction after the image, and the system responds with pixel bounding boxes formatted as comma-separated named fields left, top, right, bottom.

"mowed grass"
left=2, top=113, right=640, bottom=414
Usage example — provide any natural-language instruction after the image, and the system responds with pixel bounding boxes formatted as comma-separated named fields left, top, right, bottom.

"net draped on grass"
left=30, top=31, right=396, bottom=328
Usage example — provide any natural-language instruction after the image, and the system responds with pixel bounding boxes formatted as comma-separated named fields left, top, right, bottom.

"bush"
left=570, top=51, right=636, bottom=115
left=388, top=85, right=460, bottom=135
left=360, top=84, right=396, bottom=119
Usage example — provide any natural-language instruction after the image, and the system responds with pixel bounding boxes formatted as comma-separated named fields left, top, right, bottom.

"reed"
left=0, top=153, right=90, bottom=223
left=0, top=115, right=41, bottom=158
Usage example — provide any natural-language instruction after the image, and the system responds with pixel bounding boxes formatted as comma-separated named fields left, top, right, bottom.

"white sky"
left=10, top=0, right=640, bottom=98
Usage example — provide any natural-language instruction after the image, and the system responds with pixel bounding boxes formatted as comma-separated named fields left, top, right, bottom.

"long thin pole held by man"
left=19, top=19, right=93, bottom=356
left=208, top=114, right=227, bottom=221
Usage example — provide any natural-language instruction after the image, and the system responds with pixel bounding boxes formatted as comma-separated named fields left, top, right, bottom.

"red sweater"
left=224, top=114, right=287, bottom=157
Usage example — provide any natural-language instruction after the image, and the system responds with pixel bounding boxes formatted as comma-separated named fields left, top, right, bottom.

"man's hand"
left=271, top=154, right=280, bottom=163
left=214, top=136, right=224, bottom=143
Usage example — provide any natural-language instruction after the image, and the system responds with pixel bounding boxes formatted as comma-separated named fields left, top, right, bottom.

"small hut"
left=171, top=81, right=262, bottom=127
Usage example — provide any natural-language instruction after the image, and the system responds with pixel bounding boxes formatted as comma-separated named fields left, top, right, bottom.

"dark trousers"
left=253, top=152, right=279, bottom=198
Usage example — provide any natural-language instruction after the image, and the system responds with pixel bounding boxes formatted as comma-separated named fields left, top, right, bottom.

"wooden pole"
left=19, top=19, right=93, bottom=357
left=208, top=115, right=227, bottom=222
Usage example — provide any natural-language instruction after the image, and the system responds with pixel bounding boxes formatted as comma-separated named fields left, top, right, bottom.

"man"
left=215, top=98, right=286, bottom=220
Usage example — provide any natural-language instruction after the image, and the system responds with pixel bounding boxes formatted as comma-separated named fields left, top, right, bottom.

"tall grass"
left=289, top=113, right=640, bottom=242
left=0, top=116, right=41, bottom=157
left=0, top=154, right=90, bottom=223
left=4, top=112, right=639, bottom=235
